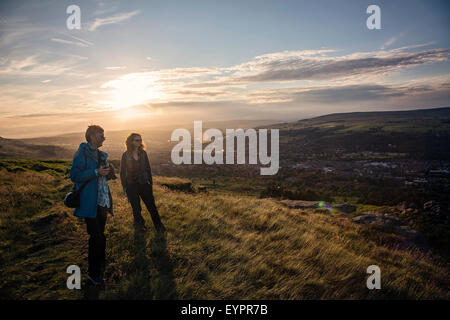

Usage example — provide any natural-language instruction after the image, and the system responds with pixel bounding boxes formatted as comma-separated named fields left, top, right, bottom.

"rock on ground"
left=353, top=211, right=428, bottom=249
left=281, top=200, right=320, bottom=209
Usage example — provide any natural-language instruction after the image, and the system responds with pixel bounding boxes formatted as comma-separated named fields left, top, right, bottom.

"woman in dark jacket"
left=120, top=133, right=165, bottom=232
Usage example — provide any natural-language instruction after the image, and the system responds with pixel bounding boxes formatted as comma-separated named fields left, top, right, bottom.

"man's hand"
left=98, top=167, right=110, bottom=176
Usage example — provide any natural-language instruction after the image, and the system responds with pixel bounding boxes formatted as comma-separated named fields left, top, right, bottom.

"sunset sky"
left=0, top=0, right=449, bottom=138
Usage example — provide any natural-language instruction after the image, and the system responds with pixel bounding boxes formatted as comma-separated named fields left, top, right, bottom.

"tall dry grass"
left=0, top=168, right=448, bottom=299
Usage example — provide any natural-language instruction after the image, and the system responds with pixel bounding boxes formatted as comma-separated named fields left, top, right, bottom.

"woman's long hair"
left=125, top=133, right=146, bottom=156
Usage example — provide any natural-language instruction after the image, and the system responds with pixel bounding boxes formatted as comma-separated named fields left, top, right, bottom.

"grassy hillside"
left=273, top=107, right=450, bottom=133
left=0, top=160, right=448, bottom=299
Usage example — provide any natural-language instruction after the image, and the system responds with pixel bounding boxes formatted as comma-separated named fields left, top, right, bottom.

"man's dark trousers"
left=127, top=182, right=162, bottom=228
left=85, top=205, right=107, bottom=278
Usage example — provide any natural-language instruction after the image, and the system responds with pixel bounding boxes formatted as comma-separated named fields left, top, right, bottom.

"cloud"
left=88, top=10, right=140, bottom=31
left=380, top=32, right=405, bottom=50
left=233, top=49, right=449, bottom=83
left=243, top=77, right=450, bottom=106
left=94, top=2, right=118, bottom=16
left=174, top=90, right=227, bottom=97
left=381, top=37, right=398, bottom=50
left=254, top=49, right=337, bottom=60
left=105, top=66, right=127, bottom=70
left=0, top=54, right=88, bottom=76
left=0, top=55, right=70, bottom=76
left=2, top=78, right=449, bottom=139
left=68, top=35, right=94, bottom=47
left=2, top=40, right=449, bottom=139
left=178, top=46, right=448, bottom=89
left=94, top=45, right=450, bottom=110
left=0, top=18, right=52, bottom=49
left=51, top=35, right=93, bottom=48
left=8, top=112, right=75, bottom=118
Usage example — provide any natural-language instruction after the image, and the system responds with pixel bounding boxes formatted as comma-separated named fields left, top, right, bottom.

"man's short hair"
left=85, top=125, right=104, bottom=143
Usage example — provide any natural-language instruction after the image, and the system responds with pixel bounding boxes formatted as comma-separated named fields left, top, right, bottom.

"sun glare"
left=99, top=73, right=166, bottom=110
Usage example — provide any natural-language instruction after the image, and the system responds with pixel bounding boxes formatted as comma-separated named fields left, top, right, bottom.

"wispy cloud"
left=68, top=35, right=94, bottom=47
left=104, top=66, right=127, bottom=70
left=93, top=1, right=118, bottom=16
left=51, top=35, right=94, bottom=48
left=0, top=54, right=89, bottom=76
left=181, top=46, right=449, bottom=88
left=88, top=10, right=140, bottom=31
left=0, top=18, right=54, bottom=51
left=234, top=49, right=449, bottom=83
left=0, top=55, right=69, bottom=76
left=381, top=32, right=405, bottom=50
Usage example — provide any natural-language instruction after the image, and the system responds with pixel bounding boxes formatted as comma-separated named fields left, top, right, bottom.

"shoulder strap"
left=97, top=149, right=102, bottom=167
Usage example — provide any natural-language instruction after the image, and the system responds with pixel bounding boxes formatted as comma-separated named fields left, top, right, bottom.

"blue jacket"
left=69, top=142, right=114, bottom=218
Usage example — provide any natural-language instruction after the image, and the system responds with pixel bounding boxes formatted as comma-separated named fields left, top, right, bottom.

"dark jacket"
left=69, top=142, right=114, bottom=218
left=120, top=149, right=153, bottom=191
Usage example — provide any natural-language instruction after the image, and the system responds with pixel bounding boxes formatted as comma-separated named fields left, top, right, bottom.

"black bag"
left=64, top=149, right=101, bottom=208
left=63, top=178, right=95, bottom=208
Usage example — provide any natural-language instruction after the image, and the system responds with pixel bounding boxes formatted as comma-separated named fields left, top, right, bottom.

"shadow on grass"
left=123, top=230, right=155, bottom=299
left=103, top=229, right=178, bottom=299
left=123, top=230, right=178, bottom=299
left=81, top=228, right=178, bottom=299
left=149, top=231, right=178, bottom=299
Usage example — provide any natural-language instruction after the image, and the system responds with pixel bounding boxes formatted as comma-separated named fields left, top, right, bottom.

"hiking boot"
left=88, top=275, right=105, bottom=286
left=136, top=225, right=147, bottom=233
left=134, top=222, right=147, bottom=232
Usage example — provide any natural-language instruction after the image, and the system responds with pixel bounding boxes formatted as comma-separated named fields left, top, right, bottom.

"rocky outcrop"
left=422, top=201, right=450, bottom=221
left=396, top=201, right=419, bottom=214
left=280, top=200, right=320, bottom=209
left=353, top=211, right=427, bottom=248
left=353, top=211, right=402, bottom=227
left=396, top=200, right=449, bottom=221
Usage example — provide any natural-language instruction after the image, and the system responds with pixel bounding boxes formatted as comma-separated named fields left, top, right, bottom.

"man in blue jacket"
left=70, top=125, right=114, bottom=286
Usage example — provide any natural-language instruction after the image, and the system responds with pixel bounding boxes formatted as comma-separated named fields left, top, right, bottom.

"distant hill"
left=0, top=137, right=73, bottom=159
left=272, top=107, right=450, bottom=132
left=265, top=107, right=450, bottom=161
left=2, top=109, right=449, bottom=161
left=0, top=119, right=277, bottom=160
